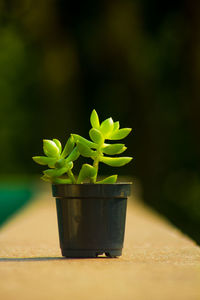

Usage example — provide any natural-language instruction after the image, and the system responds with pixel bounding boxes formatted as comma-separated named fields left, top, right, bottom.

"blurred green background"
left=0, top=0, right=200, bottom=243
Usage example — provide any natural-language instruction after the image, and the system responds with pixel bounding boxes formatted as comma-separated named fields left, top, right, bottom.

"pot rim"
left=53, top=182, right=132, bottom=185
left=52, top=182, right=132, bottom=198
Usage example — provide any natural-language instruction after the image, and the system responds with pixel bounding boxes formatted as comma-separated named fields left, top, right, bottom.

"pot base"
left=61, top=249, right=122, bottom=258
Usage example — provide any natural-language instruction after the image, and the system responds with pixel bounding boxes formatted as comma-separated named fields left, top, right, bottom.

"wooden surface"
left=0, top=192, right=200, bottom=300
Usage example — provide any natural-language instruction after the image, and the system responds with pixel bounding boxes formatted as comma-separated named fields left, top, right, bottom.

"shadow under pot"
left=52, top=183, right=132, bottom=258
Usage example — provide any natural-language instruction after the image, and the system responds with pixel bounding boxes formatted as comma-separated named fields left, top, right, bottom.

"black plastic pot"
left=52, top=183, right=131, bottom=258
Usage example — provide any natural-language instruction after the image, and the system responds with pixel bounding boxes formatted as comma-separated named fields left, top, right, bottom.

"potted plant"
left=33, top=110, right=132, bottom=258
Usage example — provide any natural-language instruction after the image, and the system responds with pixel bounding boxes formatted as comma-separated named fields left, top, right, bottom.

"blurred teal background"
left=0, top=180, right=35, bottom=226
left=0, top=1, right=200, bottom=243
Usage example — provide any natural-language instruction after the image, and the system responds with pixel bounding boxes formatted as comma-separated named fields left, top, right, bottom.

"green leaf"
left=55, top=158, right=66, bottom=168
left=43, top=164, right=72, bottom=177
left=100, top=117, right=114, bottom=138
left=113, top=121, right=120, bottom=132
left=100, top=156, right=133, bottom=167
left=53, top=178, right=72, bottom=184
left=90, top=109, right=100, bottom=129
left=72, top=134, right=97, bottom=149
left=43, top=140, right=60, bottom=157
left=32, top=156, right=57, bottom=166
left=102, top=144, right=127, bottom=155
left=53, top=139, right=62, bottom=153
left=96, top=175, right=118, bottom=184
left=61, top=136, right=75, bottom=158
left=89, top=128, right=104, bottom=144
left=77, top=142, right=96, bottom=158
left=66, top=147, right=80, bottom=162
left=41, top=175, right=52, bottom=182
left=77, top=164, right=97, bottom=184
left=110, top=128, right=132, bottom=140
left=48, top=161, right=56, bottom=168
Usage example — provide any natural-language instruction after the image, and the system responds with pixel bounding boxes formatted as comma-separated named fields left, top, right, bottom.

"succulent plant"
left=32, top=137, right=79, bottom=184
left=32, top=110, right=132, bottom=184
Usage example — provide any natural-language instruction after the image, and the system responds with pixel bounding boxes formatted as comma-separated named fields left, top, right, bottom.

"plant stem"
left=91, top=151, right=101, bottom=183
left=91, top=145, right=104, bottom=183
left=90, top=160, right=98, bottom=183
left=67, top=169, right=76, bottom=184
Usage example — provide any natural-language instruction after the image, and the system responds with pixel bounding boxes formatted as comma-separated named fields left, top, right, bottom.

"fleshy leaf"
left=90, top=109, right=100, bottom=129
left=61, top=136, right=75, bottom=158
left=66, top=147, right=80, bottom=162
left=100, top=117, right=114, bottom=138
left=55, top=158, right=66, bottom=168
left=96, top=175, right=118, bottom=184
left=53, top=139, right=62, bottom=153
left=77, top=164, right=97, bottom=184
left=77, top=142, right=96, bottom=158
left=41, top=174, right=52, bottom=182
left=43, top=163, right=72, bottom=177
left=72, top=134, right=97, bottom=149
left=48, top=161, right=56, bottom=168
left=53, top=178, right=72, bottom=184
left=110, top=128, right=132, bottom=140
left=43, top=140, right=60, bottom=157
left=100, top=156, right=133, bottom=167
left=89, top=128, right=104, bottom=144
left=113, top=121, right=120, bottom=132
left=32, top=156, right=57, bottom=166
left=102, top=144, right=126, bottom=155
